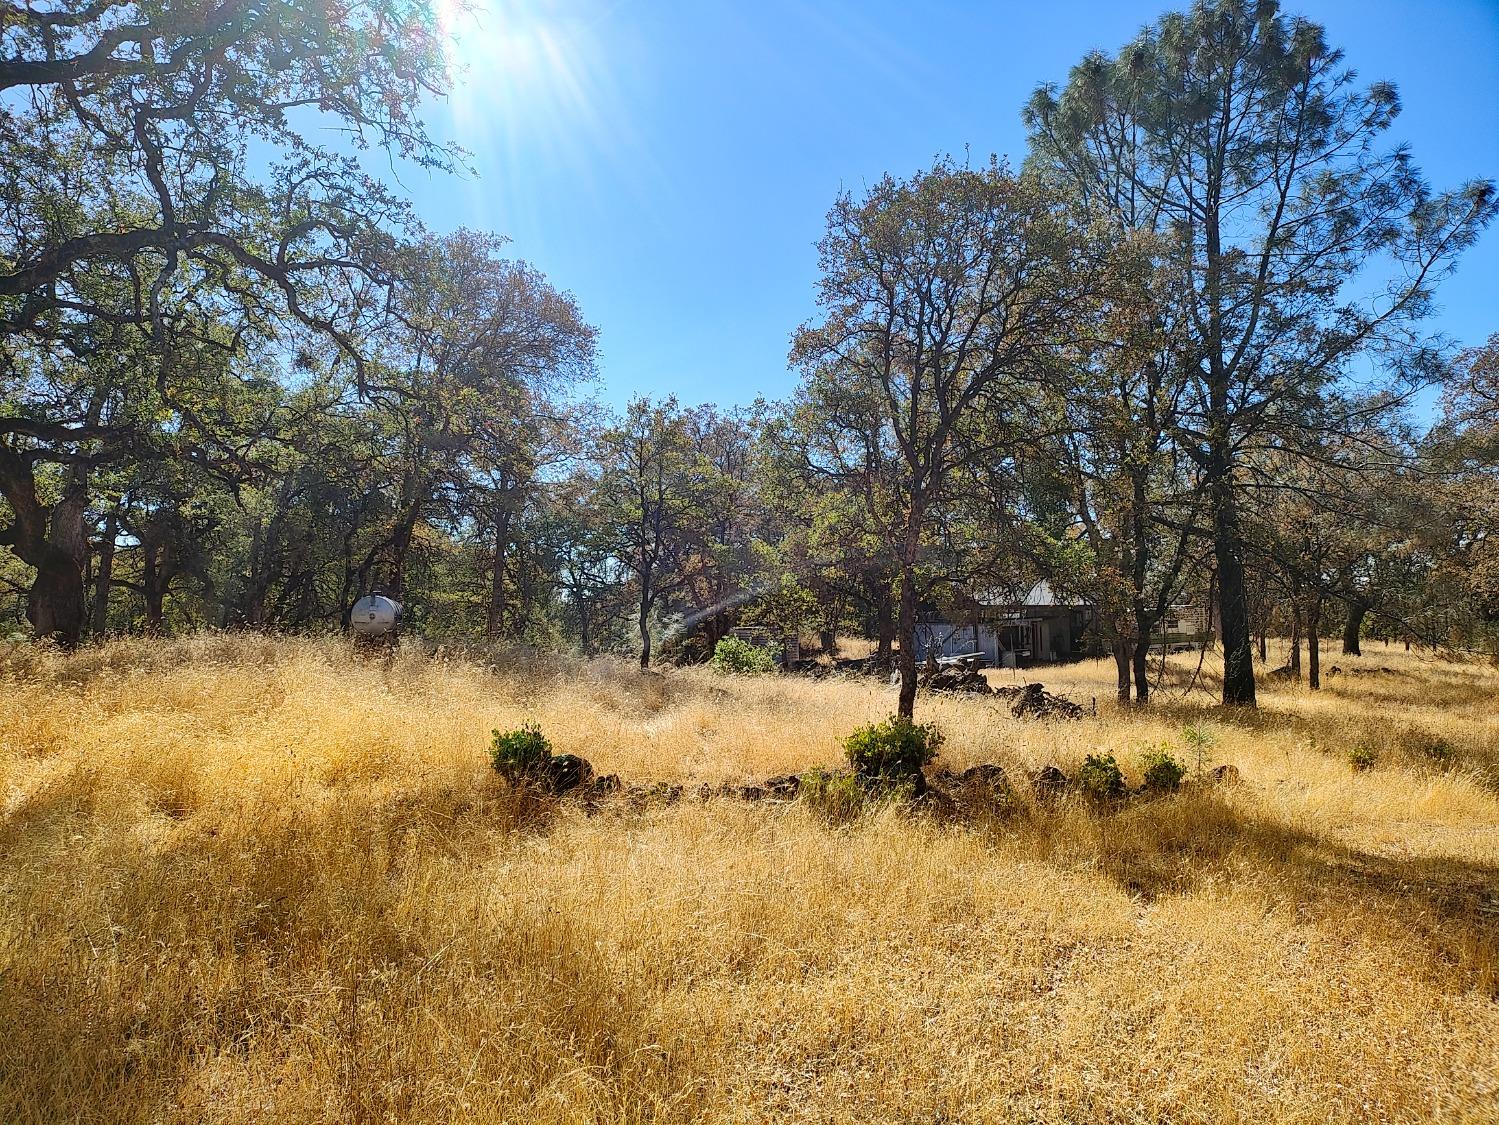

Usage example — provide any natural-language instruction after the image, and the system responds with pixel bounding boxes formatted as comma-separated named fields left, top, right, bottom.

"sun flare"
left=432, top=0, right=603, bottom=129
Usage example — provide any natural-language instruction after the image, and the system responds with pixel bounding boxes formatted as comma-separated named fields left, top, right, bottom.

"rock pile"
left=499, top=752, right=1245, bottom=820
left=1006, top=682, right=1084, bottom=720
left=923, top=667, right=993, bottom=694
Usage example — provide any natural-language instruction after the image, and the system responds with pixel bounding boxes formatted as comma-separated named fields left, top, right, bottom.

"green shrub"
left=1140, top=746, right=1186, bottom=792
left=1182, top=721, right=1216, bottom=774
left=709, top=636, right=778, bottom=675
left=1077, top=752, right=1126, bottom=800
left=798, top=769, right=869, bottom=824
left=1347, top=745, right=1378, bottom=771
left=843, top=716, right=942, bottom=780
left=489, top=723, right=553, bottom=781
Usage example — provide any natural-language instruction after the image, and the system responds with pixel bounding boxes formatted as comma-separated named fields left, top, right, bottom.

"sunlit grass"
left=1, top=635, right=1496, bottom=1122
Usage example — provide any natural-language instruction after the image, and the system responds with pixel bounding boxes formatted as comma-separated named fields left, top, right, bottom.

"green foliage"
left=843, top=716, right=942, bottom=780
left=797, top=769, right=870, bottom=824
left=1347, top=745, right=1378, bottom=772
left=489, top=724, right=553, bottom=780
left=1182, top=721, right=1217, bottom=774
left=741, top=572, right=819, bottom=639
left=799, top=768, right=920, bottom=824
left=1077, top=753, right=1126, bottom=800
left=710, top=636, right=778, bottom=676
left=1140, top=746, right=1186, bottom=792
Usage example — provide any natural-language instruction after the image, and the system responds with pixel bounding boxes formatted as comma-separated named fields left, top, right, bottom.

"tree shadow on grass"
left=1013, top=788, right=1499, bottom=997
left=1136, top=693, right=1499, bottom=789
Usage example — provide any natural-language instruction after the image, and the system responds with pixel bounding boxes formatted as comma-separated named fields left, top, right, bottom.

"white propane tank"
left=350, top=594, right=402, bottom=636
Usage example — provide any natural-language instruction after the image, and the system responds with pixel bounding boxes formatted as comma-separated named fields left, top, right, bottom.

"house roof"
left=971, top=580, right=1091, bottom=609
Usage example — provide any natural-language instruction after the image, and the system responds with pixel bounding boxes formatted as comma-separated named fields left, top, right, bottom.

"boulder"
left=763, top=774, right=802, bottom=799
left=1031, top=765, right=1069, bottom=800
left=958, top=763, right=1011, bottom=794
left=541, top=753, right=594, bottom=795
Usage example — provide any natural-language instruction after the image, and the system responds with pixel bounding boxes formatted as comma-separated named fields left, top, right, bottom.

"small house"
left=1147, top=605, right=1213, bottom=652
left=914, top=582, right=1098, bottom=668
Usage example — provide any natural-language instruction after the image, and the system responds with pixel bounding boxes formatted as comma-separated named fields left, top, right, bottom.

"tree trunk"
left=1289, top=604, right=1302, bottom=677
left=1307, top=599, right=1322, bottom=690
left=90, top=511, right=117, bottom=638
left=388, top=511, right=419, bottom=598
left=26, top=486, right=90, bottom=647
left=387, top=464, right=426, bottom=599
left=1258, top=631, right=1267, bottom=664
left=1132, top=638, right=1150, bottom=705
left=895, top=563, right=919, bottom=720
left=1113, top=636, right=1132, bottom=704
left=486, top=515, right=510, bottom=638
left=874, top=588, right=894, bottom=669
left=28, top=550, right=87, bottom=646
left=577, top=597, right=593, bottom=655
left=142, top=541, right=169, bottom=634
left=1342, top=600, right=1367, bottom=656
left=638, top=585, right=653, bottom=669
left=1211, top=474, right=1257, bottom=706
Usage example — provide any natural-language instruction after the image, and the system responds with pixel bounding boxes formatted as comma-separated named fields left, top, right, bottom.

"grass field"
left=2, top=635, right=1497, bottom=1123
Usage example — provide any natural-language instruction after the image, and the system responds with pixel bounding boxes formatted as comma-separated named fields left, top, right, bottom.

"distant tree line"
left=3, top=0, right=1496, bottom=715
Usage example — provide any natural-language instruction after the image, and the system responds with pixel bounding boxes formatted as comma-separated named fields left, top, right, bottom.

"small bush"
left=1077, top=752, right=1126, bottom=800
left=1347, top=745, right=1378, bottom=771
left=798, top=768, right=869, bottom=824
left=1182, top=721, right=1217, bottom=774
left=709, top=636, right=778, bottom=675
left=1140, top=747, right=1186, bottom=792
left=490, top=723, right=553, bottom=782
left=843, top=716, right=942, bottom=780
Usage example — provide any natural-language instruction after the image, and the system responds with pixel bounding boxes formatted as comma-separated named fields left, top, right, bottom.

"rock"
left=858, top=769, right=927, bottom=798
left=541, top=753, right=594, bottom=794
left=1031, top=765, right=1068, bottom=800
left=958, top=763, right=1011, bottom=793
left=952, top=763, right=1016, bottom=814
left=626, top=782, right=684, bottom=808
left=926, top=669, right=992, bottom=695
left=914, top=787, right=957, bottom=818
left=1010, top=683, right=1083, bottom=720
left=1209, top=764, right=1241, bottom=785
left=763, top=774, right=801, bottom=799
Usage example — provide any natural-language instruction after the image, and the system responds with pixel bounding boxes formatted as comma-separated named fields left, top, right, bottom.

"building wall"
left=914, top=623, right=1001, bottom=665
left=915, top=613, right=1086, bottom=665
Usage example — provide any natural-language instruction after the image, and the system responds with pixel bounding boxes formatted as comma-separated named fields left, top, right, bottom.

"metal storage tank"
left=350, top=594, right=402, bottom=636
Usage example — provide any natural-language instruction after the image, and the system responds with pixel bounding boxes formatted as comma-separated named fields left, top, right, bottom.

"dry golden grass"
left=1, top=634, right=1497, bottom=1123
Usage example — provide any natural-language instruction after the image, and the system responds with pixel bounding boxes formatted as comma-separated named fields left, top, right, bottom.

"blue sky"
left=390, top=0, right=1499, bottom=408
